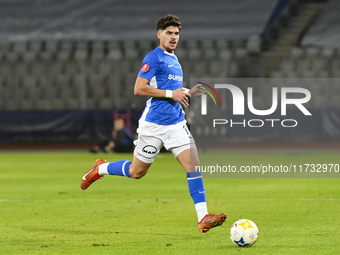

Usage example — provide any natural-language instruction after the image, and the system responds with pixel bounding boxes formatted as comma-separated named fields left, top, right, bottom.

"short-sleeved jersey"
left=137, top=47, right=185, bottom=125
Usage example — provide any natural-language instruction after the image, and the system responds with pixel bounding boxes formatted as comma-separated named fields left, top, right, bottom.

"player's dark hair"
left=157, top=14, right=181, bottom=31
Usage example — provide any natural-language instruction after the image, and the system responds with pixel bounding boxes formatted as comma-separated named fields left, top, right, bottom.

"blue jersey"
left=137, top=47, right=185, bottom=125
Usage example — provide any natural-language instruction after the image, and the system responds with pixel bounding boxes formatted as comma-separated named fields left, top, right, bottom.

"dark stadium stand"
left=0, top=0, right=283, bottom=111
left=0, top=0, right=340, bottom=144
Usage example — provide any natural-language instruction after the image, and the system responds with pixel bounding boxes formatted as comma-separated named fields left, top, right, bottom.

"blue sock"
left=187, top=171, right=206, bottom=204
left=107, top=160, right=131, bottom=177
left=187, top=171, right=208, bottom=221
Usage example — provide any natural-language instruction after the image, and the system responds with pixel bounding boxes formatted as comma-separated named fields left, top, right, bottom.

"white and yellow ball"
left=230, top=219, right=259, bottom=247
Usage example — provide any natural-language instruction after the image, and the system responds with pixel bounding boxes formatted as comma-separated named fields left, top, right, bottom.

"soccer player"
left=81, top=14, right=226, bottom=233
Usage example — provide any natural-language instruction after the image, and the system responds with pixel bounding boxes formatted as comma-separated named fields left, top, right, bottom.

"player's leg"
left=170, top=122, right=226, bottom=232
left=176, top=147, right=227, bottom=233
left=129, top=154, right=152, bottom=178
left=80, top=134, right=162, bottom=189
left=97, top=155, right=152, bottom=178
left=168, top=122, right=208, bottom=222
left=80, top=157, right=151, bottom=190
left=175, top=146, right=199, bottom=173
left=98, top=154, right=151, bottom=179
left=176, top=147, right=208, bottom=221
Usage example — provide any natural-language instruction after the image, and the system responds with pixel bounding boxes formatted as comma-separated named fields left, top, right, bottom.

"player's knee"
left=129, top=159, right=150, bottom=179
left=130, top=171, right=146, bottom=179
left=129, top=166, right=147, bottom=179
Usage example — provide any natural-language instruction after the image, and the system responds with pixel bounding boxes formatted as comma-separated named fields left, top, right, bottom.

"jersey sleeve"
left=137, top=51, right=161, bottom=81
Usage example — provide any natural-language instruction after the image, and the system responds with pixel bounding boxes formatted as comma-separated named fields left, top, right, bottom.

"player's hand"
left=172, top=88, right=191, bottom=108
left=190, top=83, right=205, bottom=97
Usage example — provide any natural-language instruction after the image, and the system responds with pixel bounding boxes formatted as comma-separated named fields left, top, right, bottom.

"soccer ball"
left=230, top=219, right=259, bottom=247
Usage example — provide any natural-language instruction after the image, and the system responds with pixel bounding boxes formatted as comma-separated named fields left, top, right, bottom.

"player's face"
left=157, top=26, right=180, bottom=53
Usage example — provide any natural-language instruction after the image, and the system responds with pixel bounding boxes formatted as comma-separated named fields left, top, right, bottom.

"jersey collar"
left=157, top=46, right=175, bottom=56
left=163, top=51, right=174, bottom=56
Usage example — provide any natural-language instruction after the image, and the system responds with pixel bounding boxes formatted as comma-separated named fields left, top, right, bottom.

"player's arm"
left=134, top=76, right=191, bottom=107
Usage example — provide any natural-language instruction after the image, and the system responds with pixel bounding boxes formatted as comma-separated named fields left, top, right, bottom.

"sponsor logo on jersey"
left=168, top=74, right=183, bottom=81
left=141, top=63, right=149, bottom=72
left=142, top=145, right=157, bottom=154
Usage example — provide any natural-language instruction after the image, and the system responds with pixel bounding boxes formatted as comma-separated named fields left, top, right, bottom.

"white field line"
left=0, top=198, right=339, bottom=203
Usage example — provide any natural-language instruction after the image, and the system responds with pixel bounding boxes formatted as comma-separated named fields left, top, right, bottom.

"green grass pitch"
left=0, top=150, right=339, bottom=254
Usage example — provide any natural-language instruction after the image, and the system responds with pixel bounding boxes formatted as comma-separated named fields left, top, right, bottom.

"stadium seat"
left=220, top=49, right=232, bottom=60
left=36, top=99, right=48, bottom=110
left=0, top=41, right=11, bottom=53
left=106, top=75, right=119, bottom=99
left=13, top=41, right=27, bottom=53
left=216, top=39, right=229, bottom=50
left=228, top=61, right=239, bottom=77
left=246, top=36, right=262, bottom=54
left=312, top=58, right=328, bottom=72
left=52, top=99, right=65, bottom=110
left=286, top=70, right=298, bottom=78
left=280, top=59, right=295, bottom=72
left=96, top=60, right=112, bottom=75
left=174, top=47, right=186, bottom=59
left=92, top=41, right=105, bottom=60
left=297, top=58, right=312, bottom=74
left=271, top=70, right=285, bottom=78
left=204, top=47, right=216, bottom=60
left=25, top=75, right=38, bottom=88
left=99, top=97, right=113, bottom=109
left=66, top=98, right=80, bottom=110
left=66, top=61, right=81, bottom=75
left=16, top=89, right=26, bottom=109
left=86, top=98, right=97, bottom=109
left=29, top=41, right=42, bottom=52
left=290, top=47, right=305, bottom=59
left=321, top=47, right=336, bottom=58
left=39, top=50, right=54, bottom=61
left=124, top=41, right=139, bottom=60
left=301, top=70, right=315, bottom=78
left=138, top=40, right=154, bottom=55
left=24, top=41, right=41, bottom=61
left=46, top=41, right=58, bottom=52
left=39, top=41, right=58, bottom=60
left=107, top=42, right=122, bottom=60
left=306, top=47, right=320, bottom=58
left=318, top=70, right=329, bottom=78
left=24, top=51, right=38, bottom=62
left=332, top=69, right=340, bottom=78
left=74, top=41, right=88, bottom=60
left=209, top=60, right=223, bottom=76
left=194, top=61, right=207, bottom=76
left=19, top=99, right=34, bottom=110
left=235, top=48, right=247, bottom=59
left=187, top=41, right=201, bottom=60
left=6, top=51, right=19, bottom=62
left=0, top=62, right=11, bottom=78
left=57, top=41, right=73, bottom=60
left=29, top=61, right=46, bottom=76
left=201, top=40, right=215, bottom=58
